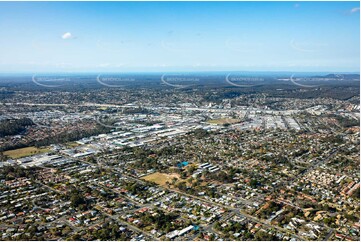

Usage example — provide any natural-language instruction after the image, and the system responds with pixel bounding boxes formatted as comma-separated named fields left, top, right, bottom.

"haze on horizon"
left=0, top=1, right=359, bottom=73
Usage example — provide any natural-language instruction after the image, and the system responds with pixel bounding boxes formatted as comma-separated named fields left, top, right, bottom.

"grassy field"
left=4, top=146, right=51, bottom=159
left=207, top=118, right=240, bottom=125
left=142, top=172, right=180, bottom=186
left=65, top=142, right=81, bottom=148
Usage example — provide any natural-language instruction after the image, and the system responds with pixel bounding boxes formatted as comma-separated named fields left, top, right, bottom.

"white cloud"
left=350, top=7, right=360, bottom=13
left=61, top=32, right=72, bottom=40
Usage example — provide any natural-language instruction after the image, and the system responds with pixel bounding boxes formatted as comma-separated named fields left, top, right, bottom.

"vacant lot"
left=142, top=172, right=180, bottom=186
left=4, top=146, right=51, bottom=159
left=207, top=118, right=240, bottom=125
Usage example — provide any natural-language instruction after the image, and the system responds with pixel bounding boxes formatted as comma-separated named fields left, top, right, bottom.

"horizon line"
left=0, top=70, right=360, bottom=75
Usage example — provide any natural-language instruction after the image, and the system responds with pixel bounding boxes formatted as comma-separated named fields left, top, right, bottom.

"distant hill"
left=312, top=74, right=360, bottom=80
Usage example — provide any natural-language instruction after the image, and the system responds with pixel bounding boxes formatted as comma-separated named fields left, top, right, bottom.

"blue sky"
left=0, top=1, right=359, bottom=73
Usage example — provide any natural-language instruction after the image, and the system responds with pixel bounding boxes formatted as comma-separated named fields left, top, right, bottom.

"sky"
left=0, top=1, right=359, bottom=73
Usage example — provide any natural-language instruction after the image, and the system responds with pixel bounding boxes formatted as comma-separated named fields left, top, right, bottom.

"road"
left=99, top=207, right=158, bottom=241
left=67, top=141, right=339, bottom=241
left=324, top=228, right=334, bottom=241
left=121, top=173, right=305, bottom=241
left=5, top=102, right=303, bottom=115
left=81, top=157, right=305, bottom=240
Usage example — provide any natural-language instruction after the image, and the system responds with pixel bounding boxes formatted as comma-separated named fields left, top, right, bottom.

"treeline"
left=122, top=107, right=150, bottom=114
left=284, top=86, right=359, bottom=100
left=0, top=118, right=34, bottom=137
left=0, top=124, right=111, bottom=152
left=30, top=125, right=111, bottom=148
left=0, top=164, right=37, bottom=180
left=334, top=115, right=359, bottom=128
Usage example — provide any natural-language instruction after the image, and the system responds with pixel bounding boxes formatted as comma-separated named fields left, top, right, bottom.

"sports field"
left=4, top=146, right=51, bottom=159
left=142, top=172, right=180, bottom=186
left=207, top=118, right=240, bottom=125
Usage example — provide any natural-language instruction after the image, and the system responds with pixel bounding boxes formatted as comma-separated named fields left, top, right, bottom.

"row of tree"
left=0, top=117, right=34, bottom=137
